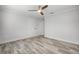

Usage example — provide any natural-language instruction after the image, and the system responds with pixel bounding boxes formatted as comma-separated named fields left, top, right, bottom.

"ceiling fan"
left=27, top=5, right=48, bottom=15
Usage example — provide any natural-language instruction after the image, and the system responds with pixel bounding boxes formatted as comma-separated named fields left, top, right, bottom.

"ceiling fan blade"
left=42, top=5, right=48, bottom=10
left=38, top=5, right=41, bottom=10
left=39, top=12, right=44, bottom=15
left=28, top=10, right=37, bottom=11
left=50, top=12, right=54, bottom=14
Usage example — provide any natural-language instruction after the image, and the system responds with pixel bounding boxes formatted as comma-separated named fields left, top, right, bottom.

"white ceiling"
left=1, top=5, right=79, bottom=16
left=6, top=5, right=79, bottom=12
left=3, top=5, right=44, bottom=18
left=45, top=5, right=79, bottom=12
left=6, top=5, right=38, bottom=11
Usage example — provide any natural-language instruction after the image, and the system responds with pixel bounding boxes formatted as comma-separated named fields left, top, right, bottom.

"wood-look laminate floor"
left=0, top=35, right=79, bottom=54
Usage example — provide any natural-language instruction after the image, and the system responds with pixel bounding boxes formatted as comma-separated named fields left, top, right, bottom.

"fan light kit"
left=28, top=5, right=48, bottom=15
left=37, top=10, right=42, bottom=13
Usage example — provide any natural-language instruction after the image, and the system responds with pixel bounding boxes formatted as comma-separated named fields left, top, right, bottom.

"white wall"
left=45, top=6, right=79, bottom=44
left=1, top=5, right=79, bottom=45
left=0, top=5, right=44, bottom=44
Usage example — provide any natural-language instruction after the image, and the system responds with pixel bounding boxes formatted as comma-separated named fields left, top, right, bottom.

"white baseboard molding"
left=0, top=35, right=44, bottom=45
left=44, top=36, right=79, bottom=45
